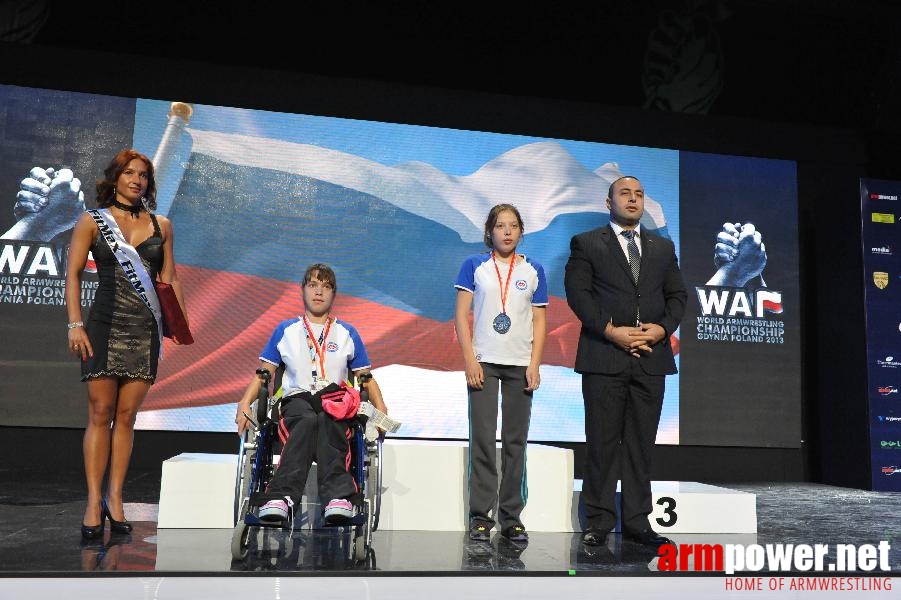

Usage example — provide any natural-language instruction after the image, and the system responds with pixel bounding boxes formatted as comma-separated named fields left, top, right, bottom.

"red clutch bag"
left=154, top=281, right=194, bottom=345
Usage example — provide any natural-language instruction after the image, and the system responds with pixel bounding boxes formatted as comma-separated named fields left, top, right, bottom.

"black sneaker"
left=469, top=521, right=492, bottom=541
left=501, top=524, right=528, bottom=542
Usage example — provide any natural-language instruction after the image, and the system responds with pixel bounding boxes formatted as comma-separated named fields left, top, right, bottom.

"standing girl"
left=454, top=203, right=547, bottom=542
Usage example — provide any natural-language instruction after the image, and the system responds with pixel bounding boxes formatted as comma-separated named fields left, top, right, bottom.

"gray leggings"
left=467, top=362, right=533, bottom=530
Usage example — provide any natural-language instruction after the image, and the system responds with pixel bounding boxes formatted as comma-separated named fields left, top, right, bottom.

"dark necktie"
left=622, top=230, right=640, bottom=283
left=622, top=229, right=641, bottom=326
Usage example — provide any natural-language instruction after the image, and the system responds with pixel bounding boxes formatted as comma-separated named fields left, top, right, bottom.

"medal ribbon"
left=302, top=315, right=333, bottom=379
left=491, top=251, right=516, bottom=316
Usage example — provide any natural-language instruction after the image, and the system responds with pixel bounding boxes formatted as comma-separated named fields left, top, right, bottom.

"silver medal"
left=493, top=313, right=511, bottom=334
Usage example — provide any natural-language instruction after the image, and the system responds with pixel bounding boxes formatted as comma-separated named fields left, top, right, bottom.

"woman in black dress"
left=65, top=149, right=189, bottom=539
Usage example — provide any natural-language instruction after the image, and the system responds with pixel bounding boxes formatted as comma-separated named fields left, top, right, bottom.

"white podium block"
left=517, top=443, right=574, bottom=532
left=158, top=453, right=237, bottom=528
left=647, top=481, right=757, bottom=533
left=378, top=439, right=574, bottom=532
left=157, top=442, right=576, bottom=531
left=158, top=451, right=325, bottom=529
left=378, top=439, right=467, bottom=531
left=571, top=480, right=757, bottom=534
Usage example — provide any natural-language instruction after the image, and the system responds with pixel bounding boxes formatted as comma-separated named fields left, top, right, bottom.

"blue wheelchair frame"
left=231, top=368, right=382, bottom=562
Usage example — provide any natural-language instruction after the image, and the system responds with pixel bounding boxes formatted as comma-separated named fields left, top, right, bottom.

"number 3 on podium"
left=655, top=496, right=678, bottom=527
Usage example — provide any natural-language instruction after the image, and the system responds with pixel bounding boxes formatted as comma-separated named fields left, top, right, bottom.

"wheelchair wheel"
left=369, top=437, right=383, bottom=531
left=233, top=434, right=255, bottom=525
left=231, top=521, right=250, bottom=560
left=352, top=522, right=367, bottom=563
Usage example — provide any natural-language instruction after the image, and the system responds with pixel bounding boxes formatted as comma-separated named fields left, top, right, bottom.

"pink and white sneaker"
left=259, top=499, right=289, bottom=523
left=323, top=498, right=354, bottom=524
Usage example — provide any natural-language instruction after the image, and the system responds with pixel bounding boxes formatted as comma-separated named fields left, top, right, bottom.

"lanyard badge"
left=302, top=315, right=333, bottom=391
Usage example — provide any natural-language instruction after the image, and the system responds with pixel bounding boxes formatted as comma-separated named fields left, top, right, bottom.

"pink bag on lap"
left=320, top=383, right=361, bottom=420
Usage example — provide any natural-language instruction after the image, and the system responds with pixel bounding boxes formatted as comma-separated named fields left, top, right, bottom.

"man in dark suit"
left=564, top=175, right=686, bottom=548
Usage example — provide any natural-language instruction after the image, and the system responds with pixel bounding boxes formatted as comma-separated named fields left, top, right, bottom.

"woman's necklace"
left=111, top=198, right=144, bottom=217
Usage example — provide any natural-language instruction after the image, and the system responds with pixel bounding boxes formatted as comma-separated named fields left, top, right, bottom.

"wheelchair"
left=231, top=368, right=384, bottom=563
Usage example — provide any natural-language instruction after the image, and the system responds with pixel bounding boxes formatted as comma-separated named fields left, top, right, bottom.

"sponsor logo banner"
left=876, top=356, right=901, bottom=369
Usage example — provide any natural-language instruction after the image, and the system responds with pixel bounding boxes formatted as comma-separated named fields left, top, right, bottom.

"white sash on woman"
left=87, top=209, right=164, bottom=356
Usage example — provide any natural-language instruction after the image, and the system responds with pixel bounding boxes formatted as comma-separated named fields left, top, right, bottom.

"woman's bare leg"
left=82, top=377, right=119, bottom=526
left=105, top=378, right=151, bottom=520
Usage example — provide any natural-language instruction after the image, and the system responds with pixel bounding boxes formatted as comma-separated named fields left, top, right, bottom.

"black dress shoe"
left=623, top=529, right=674, bottom=548
left=102, top=499, right=133, bottom=534
left=577, top=543, right=615, bottom=564
left=581, top=528, right=610, bottom=546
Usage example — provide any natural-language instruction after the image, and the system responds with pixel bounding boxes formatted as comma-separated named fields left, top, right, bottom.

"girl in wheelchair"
left=234, top=263, right=388, bottom=526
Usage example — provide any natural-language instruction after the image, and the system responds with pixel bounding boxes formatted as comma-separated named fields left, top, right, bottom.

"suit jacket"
left=564, top=225, right=687, bottom=376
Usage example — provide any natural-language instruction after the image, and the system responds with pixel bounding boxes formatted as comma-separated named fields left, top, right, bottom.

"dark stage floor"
left=0, top=466, right=899, bottom=577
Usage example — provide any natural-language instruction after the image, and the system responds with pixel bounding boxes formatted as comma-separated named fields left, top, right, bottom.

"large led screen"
left=0, top=84, right=801, bottom=447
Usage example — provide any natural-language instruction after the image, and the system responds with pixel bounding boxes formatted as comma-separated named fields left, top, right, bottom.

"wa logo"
left=696, top=288, right=784, bottom=318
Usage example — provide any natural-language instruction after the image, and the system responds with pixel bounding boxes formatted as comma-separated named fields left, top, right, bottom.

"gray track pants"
left=467, top=362, right=533, bottom=530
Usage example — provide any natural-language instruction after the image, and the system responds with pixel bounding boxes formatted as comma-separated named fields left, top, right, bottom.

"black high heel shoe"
left=81, top=521, right=104, bottom=540
left=102, top=498, right=133, bottom=534
left=81, top=502, right=105, bottom=540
